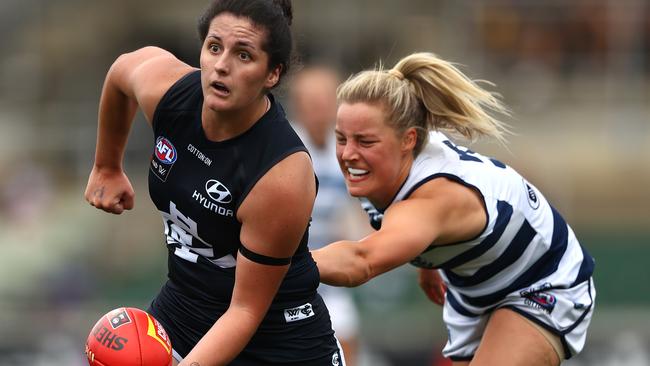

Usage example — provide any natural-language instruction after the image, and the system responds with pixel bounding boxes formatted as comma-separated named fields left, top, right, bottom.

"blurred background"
left=0, top=0, right=649, bottom=365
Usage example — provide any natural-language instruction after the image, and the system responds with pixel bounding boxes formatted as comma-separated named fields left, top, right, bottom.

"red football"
left=85, top=307, right=172, bottom=366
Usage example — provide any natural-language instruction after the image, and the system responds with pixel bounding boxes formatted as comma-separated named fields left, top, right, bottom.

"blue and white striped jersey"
left=292, top=126, right=352, bottom=249
left=361, top=131, right=595, bottom=314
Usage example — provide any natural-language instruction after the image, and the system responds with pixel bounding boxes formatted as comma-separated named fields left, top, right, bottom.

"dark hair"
left=197, top=0, right=293, bottom=85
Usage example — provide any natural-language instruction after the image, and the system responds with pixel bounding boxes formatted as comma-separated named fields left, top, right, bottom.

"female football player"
left=312, top=52, right=595, bottom=366
left=85, top=1, right=344, bottom=365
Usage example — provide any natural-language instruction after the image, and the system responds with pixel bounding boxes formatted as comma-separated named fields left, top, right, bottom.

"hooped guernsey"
left=361, top=131, right=596, bottom=360
left=146, top=71, right=339, bottom=364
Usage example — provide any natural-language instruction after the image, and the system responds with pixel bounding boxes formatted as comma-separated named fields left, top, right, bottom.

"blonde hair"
left=337, top=52, right=510, bottom=155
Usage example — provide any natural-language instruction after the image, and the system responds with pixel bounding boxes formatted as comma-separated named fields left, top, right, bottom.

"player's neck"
left=202, top=96, right=270, bottom=142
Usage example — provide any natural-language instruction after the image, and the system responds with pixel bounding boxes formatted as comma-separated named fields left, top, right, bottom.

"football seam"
left=131, top=308, right=144, bottom=366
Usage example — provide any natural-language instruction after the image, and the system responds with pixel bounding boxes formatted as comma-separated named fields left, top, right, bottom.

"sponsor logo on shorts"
left=332, top=352, right=340, bottom=366
left=284, top=303, right=314, bottom=323
left=520, top=283, right=556, bottom=313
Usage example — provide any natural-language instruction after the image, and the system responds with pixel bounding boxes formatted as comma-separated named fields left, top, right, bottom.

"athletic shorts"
left=149, top=281, right=345, bottom=365
left=442, top=278, right=595, bottom=361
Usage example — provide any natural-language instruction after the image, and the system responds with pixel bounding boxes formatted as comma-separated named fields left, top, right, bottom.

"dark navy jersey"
left=143, top=71, right=339, bottom=363
left=148, top=70, right=319, bottom=305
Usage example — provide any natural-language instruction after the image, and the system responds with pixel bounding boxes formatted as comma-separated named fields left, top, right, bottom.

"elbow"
left=343, top=258, right=374, bottom=287
left=344, top=275, right=370, bottom=288
left=314, top=243, right=376, bottom=287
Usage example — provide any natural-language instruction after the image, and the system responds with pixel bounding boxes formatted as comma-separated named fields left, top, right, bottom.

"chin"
left=204, top=94, right=232, bottom=110
left=345, top=184, right=368, bottom=198
left=207, top=101, right=230, bottom=112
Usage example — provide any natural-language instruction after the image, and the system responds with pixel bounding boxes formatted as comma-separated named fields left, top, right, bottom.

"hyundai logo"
left=205, top=179, right=232, bottom=204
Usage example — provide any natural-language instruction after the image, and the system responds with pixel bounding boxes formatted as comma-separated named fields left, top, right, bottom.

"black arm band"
left=238, top=245, right=292, bottom=266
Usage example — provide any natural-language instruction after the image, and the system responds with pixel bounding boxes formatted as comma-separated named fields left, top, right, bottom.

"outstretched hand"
left=84, top=166, right=135, bottom=215
left=418, top=268, right=446, bottom=306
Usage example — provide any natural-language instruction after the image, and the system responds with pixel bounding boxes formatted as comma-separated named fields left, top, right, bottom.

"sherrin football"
left=85, top=307, right=172, bottom=366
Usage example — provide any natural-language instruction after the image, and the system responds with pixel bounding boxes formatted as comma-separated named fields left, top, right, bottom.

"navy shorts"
left=149, top=281, right=344, bottom=365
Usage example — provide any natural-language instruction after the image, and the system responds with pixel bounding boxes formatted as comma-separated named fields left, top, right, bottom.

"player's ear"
left=402, top=127, right=417, bottom=152
left=265, top=65, right=282, bottom=89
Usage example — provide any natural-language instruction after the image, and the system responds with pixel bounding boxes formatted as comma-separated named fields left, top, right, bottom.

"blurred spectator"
left=1, top=161, right=53, bottom=228
left=289, top=65, right=368, bottom=366
left=476, top=1, right=616, bottom=76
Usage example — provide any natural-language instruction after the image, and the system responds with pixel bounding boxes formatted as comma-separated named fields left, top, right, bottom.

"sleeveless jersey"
left=361, top=131, right=595, bottom=315
left=148, top=70, right=318, bottom=304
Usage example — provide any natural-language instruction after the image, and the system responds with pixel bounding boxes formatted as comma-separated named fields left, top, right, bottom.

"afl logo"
left=523, top=179, right=540, bottom=210
left=107, top=308, right=131, bottom=330
left=206, top=179, right=232, bottom=204
left=155, top=137, right=177, bottom=164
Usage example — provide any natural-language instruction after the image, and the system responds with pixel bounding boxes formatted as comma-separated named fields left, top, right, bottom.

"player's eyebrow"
left=206, top=35, right=258, bottom=51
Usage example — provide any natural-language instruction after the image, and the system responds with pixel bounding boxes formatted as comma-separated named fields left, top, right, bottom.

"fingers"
left=122, top=191, right=135, bottom=210
left=86, top=190, right=135, bottom=215
left=424, top=284, right=444, bottom=305
left=419, top=278, right=446, bottom=305
left=432, top=284, right=446, bottom=305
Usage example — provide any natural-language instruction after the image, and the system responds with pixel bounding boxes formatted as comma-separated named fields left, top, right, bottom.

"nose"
left=339, top=140, right=358, bottom=162
left=213, top=53, right=230, bottom=75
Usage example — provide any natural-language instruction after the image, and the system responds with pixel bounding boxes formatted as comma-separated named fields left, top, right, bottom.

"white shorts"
left=319, top=284, right=360, bottom=340
left=442, top=278, right=595, bottom=361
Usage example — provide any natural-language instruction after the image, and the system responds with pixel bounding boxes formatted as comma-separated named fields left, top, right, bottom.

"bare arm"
left=312, top=177, right=487, bottom=287
left=179, top=152, right=316, bottom=366
left=85, top=47, right=194, bottom=214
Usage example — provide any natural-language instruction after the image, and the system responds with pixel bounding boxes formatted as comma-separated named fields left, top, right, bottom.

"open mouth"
left=210, top=81, right=231, bottom=95
left=347, top=167, right=369, bottom=178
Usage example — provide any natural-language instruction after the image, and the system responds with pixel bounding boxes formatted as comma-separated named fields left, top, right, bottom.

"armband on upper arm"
left=238, top=245, right=292, bottom=266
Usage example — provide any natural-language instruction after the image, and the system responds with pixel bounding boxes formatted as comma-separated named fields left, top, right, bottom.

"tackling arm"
left=312, top=177, right=487, bottom=287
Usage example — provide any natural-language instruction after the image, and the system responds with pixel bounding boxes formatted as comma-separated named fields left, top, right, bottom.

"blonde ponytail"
left=337, top=52, right=510, bottom=155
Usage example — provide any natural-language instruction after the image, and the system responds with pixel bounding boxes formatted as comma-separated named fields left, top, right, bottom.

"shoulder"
left=243, top=151, right=314, bottom=209
left=112, top=47, right=194, bottom=84
left=238, top=150, right=315, bottom=228
left=399, top=176, right=486, bottom=245
left=237, top=151, right=315, bottom=256
left=253, top=97, right=306, bottom=152
left=112, top=47, right=197, bottom=123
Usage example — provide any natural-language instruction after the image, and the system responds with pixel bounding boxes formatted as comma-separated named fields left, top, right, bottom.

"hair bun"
left=272, top=0, right=293, bottom=26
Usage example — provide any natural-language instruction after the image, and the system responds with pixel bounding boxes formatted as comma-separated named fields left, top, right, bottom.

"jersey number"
left=161, top=201, right=214, bottom=263
left=443, top=140, right=506, bottom=169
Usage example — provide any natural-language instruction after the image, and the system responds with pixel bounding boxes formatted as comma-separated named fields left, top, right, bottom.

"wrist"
left=92, top=162, right=124, bottom=174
